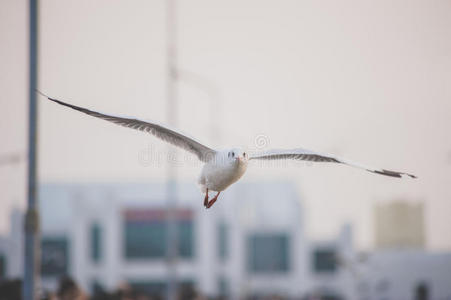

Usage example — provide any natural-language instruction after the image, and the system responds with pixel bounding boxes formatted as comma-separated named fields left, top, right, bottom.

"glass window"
left=247, top=234, right=289, bottom=273
left=217, top=222, right=228, bottom=261
left=0, top=254, right=6, bottom=279
left=415, top=282, right=429, bottom=300
left=41, top=237, right=69, bottom=277
left=124, top=209, right=194, bottom=260
left=313, top=248, right=337, bottom=273
left=178, top=220, right=194, bottom=258
left=90, top=223, right=102, bottom=263
left=125, top=220, right=166, bottom=259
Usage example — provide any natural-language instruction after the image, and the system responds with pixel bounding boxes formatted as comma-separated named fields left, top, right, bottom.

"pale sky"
left=1, top=0, right=451, bottom=250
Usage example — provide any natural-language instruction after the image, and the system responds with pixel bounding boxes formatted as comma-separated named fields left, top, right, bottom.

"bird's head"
left=227, top=148, right=249, bottom=165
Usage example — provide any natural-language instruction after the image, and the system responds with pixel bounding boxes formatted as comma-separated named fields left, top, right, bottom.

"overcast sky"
left=1, top=0, right=451, bottom=250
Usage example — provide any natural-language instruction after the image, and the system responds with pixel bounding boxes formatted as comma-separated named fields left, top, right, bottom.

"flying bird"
left=38, top=91, right=416, bottom=209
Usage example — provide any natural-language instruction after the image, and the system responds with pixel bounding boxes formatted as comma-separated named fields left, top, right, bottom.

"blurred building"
left=374, top=201, right=425, bottom=249
left=0, top=209, right=23, bottom=280
left=1, top=183, right=450, bottom=299
left=306, top=224, right=355, bottom=300
left=0, top=181, right=356, bottom=299
left=354, top=250, right=451, bottom=300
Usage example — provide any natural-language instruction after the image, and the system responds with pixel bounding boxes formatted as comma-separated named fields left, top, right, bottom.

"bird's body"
left=38, top=91, right=416, bottom=209
left=198, top=149, right=248, bottom=193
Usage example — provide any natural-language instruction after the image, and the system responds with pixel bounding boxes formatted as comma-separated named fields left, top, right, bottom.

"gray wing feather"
left=250, top=148, right=416, bottom=179
left=43, top=94, right=215, bottom=162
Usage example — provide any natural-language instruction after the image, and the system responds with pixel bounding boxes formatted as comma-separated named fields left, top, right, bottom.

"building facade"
left=1, top=183, right=450, bottom=299
left=2, top=182, right=317, bottom=298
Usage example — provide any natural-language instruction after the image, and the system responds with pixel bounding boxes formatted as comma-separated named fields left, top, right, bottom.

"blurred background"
left=1, top=0, right=451, bottom=299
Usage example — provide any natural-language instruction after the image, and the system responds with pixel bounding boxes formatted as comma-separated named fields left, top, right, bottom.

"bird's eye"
left=243, top=152, right=246, bottom=157
left=232, top=152, right=235, bottom=157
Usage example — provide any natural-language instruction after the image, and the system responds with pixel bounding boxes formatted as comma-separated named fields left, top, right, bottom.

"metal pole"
left=166, top=0, right=178, bottom=299
left=23, top=0, right=40, bottom=299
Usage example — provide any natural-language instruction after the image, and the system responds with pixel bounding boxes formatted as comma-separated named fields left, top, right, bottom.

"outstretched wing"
left=39, top=91, right=216, bottom=162
left=250, top=148, right=416, bottom=178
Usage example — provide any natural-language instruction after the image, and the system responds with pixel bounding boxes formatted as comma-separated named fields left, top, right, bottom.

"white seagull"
left=38, top=92, right=416, bottom=209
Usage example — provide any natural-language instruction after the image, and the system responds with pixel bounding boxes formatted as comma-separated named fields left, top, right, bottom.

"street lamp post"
left=23, top=0, right=40, bottom=299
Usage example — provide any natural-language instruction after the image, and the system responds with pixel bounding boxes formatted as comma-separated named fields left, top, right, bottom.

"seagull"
left=38, top=91, right=416, bottom=209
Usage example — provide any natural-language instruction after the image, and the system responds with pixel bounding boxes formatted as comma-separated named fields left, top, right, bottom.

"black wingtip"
left=372, top=169, right=417, bottom=179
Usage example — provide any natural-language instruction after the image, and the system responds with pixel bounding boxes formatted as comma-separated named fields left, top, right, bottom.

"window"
left=415, top=282, right=429, bottom=300
left=247, top=234, right=289, bottom=273
left=217, top=222, right=228, bottom=261
left=125, top=220, right=166, bottom=258
left=90, top=223, right=102, bottom=263
left=41, top=237, right=69, bottom=277
left=313, top=248, right=337, bottom=273
left=124, top=209, right=194, bottom=260
left=178, top=220, right=194, bottom=258
left=0, top=254, right=6, bottom=279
